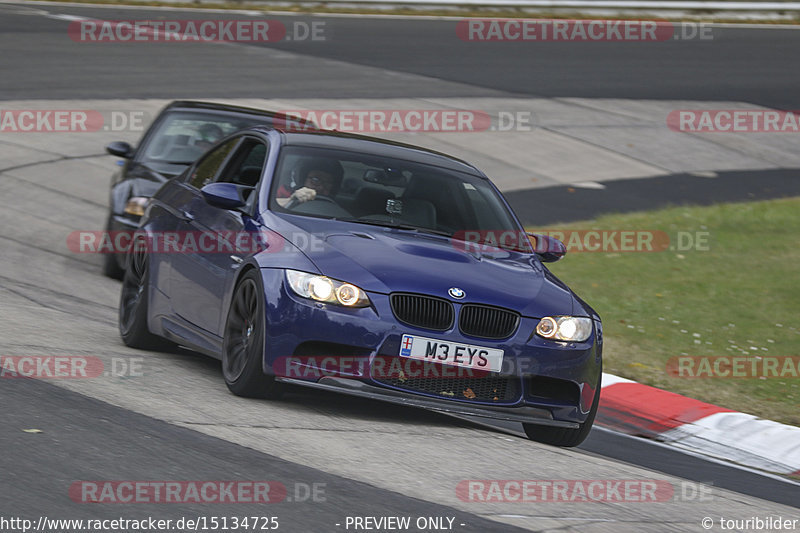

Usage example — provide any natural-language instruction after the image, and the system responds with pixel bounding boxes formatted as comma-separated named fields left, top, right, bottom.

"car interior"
left=273, top=153, right=512, bottom=237
left=142, top=115, right=262, bottom=166
left=216, top=139, right=268, bottom=212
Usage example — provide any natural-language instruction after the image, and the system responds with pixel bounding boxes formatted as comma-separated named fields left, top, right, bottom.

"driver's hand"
left=290, top=187, right=316, bottom=204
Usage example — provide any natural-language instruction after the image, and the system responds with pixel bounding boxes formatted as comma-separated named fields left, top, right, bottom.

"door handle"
left=230, top=255, right=243, bottom=267
left=179, top=210, right=195, bottom=221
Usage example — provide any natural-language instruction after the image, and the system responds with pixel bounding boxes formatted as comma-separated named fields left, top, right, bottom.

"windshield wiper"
left=343, top=218, right=453, bottom=238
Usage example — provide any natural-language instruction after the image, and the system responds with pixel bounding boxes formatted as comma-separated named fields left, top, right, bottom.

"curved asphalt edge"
left=505, top=167, right=800, bottom=226
left=598, top=373, right=800, bottom=479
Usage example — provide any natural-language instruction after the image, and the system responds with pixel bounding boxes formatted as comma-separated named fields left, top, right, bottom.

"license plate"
left=399, top=334, right=504, bottom=373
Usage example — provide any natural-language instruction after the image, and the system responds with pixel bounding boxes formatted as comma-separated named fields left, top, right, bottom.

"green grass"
left=532, top=197, right=800, bottom=426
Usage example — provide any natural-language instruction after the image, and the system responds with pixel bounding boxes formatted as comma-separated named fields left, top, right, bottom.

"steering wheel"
left=309, top=195, right=337, bottom=204
left=284, top=195, right=337, bottom=210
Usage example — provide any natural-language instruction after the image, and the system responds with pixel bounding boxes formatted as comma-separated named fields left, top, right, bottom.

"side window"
left=217, top=139, right=268, bottom=187
left=187, top=138, right=239, bottom=189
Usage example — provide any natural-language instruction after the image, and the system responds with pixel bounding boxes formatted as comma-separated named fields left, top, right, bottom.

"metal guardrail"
left=27, top=0, right=800, bottom=13
left=308, top=0, right=800, bottom=6
left=211, top=0, right=800, bottom=12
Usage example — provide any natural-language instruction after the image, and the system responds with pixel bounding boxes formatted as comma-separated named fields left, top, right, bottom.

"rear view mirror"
left=106, top=141, right=134, bottom=159
left=528, top=233, right=566, bottom=263
left=363, top=168, right=407, bottom=186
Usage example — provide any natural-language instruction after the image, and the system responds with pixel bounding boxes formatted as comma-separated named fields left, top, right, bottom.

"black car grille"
left=459, top=305, right=520, bottom=339
left=390, top=294, right=520, bottom=338
left=390, top=294, right=454, bottom=331
left=375, top=374, right=520, bottom=403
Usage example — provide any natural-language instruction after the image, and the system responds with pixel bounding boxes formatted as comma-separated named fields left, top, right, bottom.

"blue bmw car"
left=119, top=126, right=602, bottom=447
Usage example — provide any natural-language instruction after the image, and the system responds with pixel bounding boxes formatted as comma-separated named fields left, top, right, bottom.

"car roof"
left=162, top=100, right=313, bottom=125
left=255, top=127, right=485, bottom=177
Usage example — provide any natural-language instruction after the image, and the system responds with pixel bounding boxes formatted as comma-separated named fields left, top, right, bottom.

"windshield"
left=269, top=146, right=531, bottom=252
left=138, top=111, right=266, bottom=175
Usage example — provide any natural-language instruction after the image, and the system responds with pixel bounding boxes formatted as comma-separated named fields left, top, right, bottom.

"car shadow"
left=168, top=346, right=513, bottom=435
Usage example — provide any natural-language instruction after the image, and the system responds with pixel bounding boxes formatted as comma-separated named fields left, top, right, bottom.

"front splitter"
left=276, top=376, right=579, bottom=428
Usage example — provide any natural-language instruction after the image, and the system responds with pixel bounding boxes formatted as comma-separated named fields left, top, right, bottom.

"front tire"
left=222, top=270, right=283, bottom=399
left=523, top=372, right=601, bottom=447
left=102, top=215, right=126, bottom=280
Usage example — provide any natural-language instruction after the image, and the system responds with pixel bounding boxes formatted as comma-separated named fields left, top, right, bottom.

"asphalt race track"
left=3, top=5, right=800, bottom=107
left=0, top=3, right=799, bottom=531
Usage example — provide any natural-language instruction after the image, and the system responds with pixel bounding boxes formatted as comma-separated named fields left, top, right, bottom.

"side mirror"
left=528, top=233, right=566, bottom=263
left=201, top=182, right=251, bottom=210
left=106, top=141, right=134, bottom=159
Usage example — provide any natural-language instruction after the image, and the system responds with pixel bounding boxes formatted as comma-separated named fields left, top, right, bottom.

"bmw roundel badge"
left=448, top=287, right=466, bottom=299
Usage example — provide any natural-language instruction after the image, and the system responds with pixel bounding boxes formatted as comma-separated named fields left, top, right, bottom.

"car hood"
left=111, top=163, right=178, bottom=214
left=269, top=215, right=579, bottom=318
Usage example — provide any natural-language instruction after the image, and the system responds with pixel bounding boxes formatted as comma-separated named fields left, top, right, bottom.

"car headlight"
left=123, top=196, right=149, bottom=217
left=535, top=316, right=593, bottom=342
left=285, top=270, right=370, bottom=308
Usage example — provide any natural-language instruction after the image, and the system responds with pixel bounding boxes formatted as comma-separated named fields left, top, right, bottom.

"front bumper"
left=276, top=376, right=578, bottom=428
left=260, top=268, right=602, bottom=426
left=105, top=213, right=142, bottom=269
left=108, top=213, right=142, bottom=237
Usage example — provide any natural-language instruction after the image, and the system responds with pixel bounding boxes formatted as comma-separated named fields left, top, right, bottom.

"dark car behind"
left=103, top=100, right=312, bottom=278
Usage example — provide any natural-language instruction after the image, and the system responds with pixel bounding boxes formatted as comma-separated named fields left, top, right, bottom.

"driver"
left=277, top=157, right=344, bottom=207
left=195, top=123, right=224, bottom=149
left=194, top=122, right=225, bottom=148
